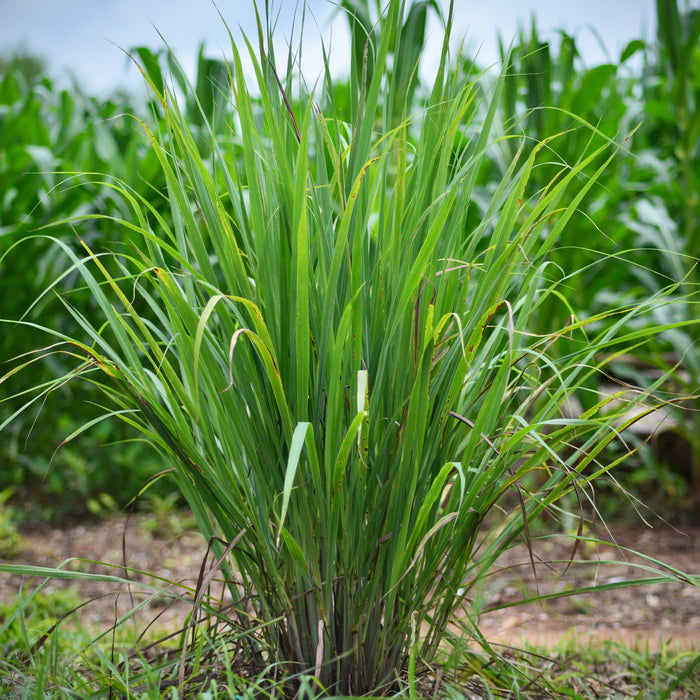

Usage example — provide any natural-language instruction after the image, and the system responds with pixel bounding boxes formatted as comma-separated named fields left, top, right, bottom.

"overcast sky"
left=1, top=0, right=659, bottom=95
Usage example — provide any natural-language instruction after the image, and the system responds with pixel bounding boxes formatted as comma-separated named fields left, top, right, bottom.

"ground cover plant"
left=1, top=0, right=699, bottom=696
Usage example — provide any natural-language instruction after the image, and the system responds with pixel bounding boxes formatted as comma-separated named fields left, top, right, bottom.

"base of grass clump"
left=2, top=509, right=700, bottom=697
left=8, top=617, right=698, bottom=699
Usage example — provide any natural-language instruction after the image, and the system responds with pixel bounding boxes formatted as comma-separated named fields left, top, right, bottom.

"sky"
left=0, top=0, right=659, bottom=96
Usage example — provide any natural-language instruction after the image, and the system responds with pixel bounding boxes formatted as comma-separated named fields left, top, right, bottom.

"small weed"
left=0, top=488, right=23, bottom=559
left=140, top=492, right=196, bottom=538
left=86, top=492, right=118, bottom=519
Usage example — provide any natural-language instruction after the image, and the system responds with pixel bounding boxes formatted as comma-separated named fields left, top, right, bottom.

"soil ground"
left=476, top=521, right=700, bottom=651
left=2, top=513, right=699, bottom=653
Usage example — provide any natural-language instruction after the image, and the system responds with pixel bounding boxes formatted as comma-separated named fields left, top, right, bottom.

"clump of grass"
left=1, top=0, right=698, bottom=696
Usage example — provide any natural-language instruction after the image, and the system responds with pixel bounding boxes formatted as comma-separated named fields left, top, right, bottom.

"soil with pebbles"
left=477, top=521, right=700, bottom=651
left=2, top=513, right=699, bottom=652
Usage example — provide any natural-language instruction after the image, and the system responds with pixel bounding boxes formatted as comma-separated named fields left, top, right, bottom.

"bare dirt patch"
left=477, top=521, right=700, bottom=651
left=0, top=514, right=208, bottom=634
left=2, top=514, right=700, bottom=652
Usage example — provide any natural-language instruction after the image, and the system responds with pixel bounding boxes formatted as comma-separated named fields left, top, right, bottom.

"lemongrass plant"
left=2, top=0, right=697, bottom=694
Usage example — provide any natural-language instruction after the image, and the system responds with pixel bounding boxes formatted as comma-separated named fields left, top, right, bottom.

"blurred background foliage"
left=1, top=0, right=699, bottom=525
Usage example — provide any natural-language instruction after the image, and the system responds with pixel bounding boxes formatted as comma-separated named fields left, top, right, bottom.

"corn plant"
left=495, top=13, right=700, bottom=516
left=2, top=0, right=698, bottom=695
left=495, top=22, right=645, bottom=337
left=0, top=46, right=239, bottom=518
left=637, top=0, right=700, bottom=510
left=0, top=56, right=172, bottom=516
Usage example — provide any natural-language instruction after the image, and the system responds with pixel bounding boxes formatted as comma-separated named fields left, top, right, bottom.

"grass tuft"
left=1, top=0, right=699, bottom=696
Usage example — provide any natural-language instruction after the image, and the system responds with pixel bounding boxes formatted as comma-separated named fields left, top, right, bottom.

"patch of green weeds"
left=0, top=586, right=83, bottom=657
left=483, top=638, right=700, bottom=699
left=140, top=492, right=196, bottom=539
left=0, top=488, right=22, bottom=559
left=86, top=492, right=119, bottom=519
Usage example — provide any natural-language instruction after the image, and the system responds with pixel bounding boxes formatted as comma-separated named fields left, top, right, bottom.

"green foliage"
left=0, top=41, right=263, bottom=521
left=0, top=50, right=47, bottom=85
left=640, top=0, right=700, bottom=506
left=2, top=2, right=698, bottom=527
left=495, top=8, right=700, bottom=515
left=542, top=638, right=700, bottom=699
left=140, top=491, right=195, bottom=537
left=339, top=0, right=441, bottom=122
left=0, top=488, right=22, bottom=558
left=0, top=51, right=170, bottom=520
left=461, top=638, right=700, bottom=699
left=0, top=585, right=82, bottom=659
